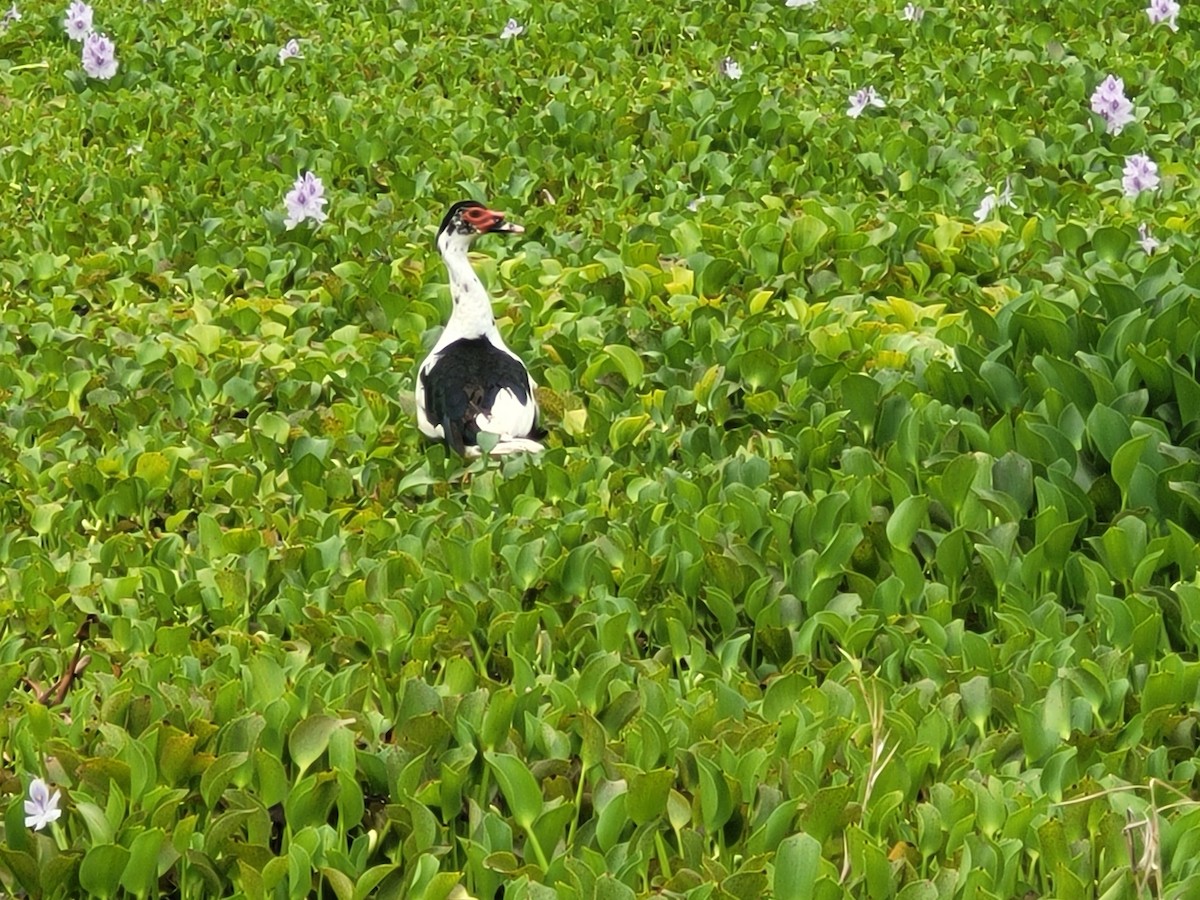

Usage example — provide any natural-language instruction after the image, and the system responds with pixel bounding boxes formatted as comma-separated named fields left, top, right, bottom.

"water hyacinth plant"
left=848, top=85, right=885, bottom=117
left=62, top=0, right=91, bottom=41
left=901, top=3, right=924, bottom=21
left=1146, top=0, right=1181, bottom=29
left=1138, top=222, right=1161, bottom=254
left=278, top=38, right=302, bottom=62
left=4, top=0, right=1200, bottom=897
left=282, top=171, right=328, bottom=229
left=719, top=56, right=742, bottom=80
left=81, top=31, right=117, bottom=80
left=1090, top=74, right=1135, bottom=134
left=499, top=17, right=523, bottom=39
left=24, top=779, right=62, bottom=832
left=973, top=177, right=1016, bottom=222
left=1, top=3, right=19, bottom=29
left=1123, top=152, right=1160, bottom=197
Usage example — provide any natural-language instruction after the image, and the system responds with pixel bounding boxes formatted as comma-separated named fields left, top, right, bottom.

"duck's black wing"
left=419, top=337, right=535, bottom=453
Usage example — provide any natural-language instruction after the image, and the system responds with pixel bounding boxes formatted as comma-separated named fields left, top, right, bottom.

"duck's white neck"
left=438, top=232, right=499, bottom=343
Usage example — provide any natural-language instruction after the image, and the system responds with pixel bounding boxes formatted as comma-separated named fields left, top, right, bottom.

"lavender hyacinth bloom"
left=1, top=3, right=20, bottom=29
left=63, top=0, right=92, bottom=41
left=1122, top=153, right=1160, bottom=198
left=719, top=57, right=742, bottom=80
left=24, top=779, right=63, bottom=832
left=283, top=172, right=328, bottom=229
left=82, top=31, right=118, bottom=80
left=500, top=18, right=523, bottom=39
left=1146, top=0, right=1180, bottom=30
left=278, top=39, right=302, bottom=63
left=1138, top=223, right=1161, bottom=255
left=1090, top=75, right=1135, bottom=135
left=848, top=86, right=885, bottom=117
left=902, top=3, right=924, bottom=21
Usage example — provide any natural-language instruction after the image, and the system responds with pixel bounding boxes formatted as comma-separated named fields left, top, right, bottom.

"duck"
left=415, top=200, right=544, bottom=457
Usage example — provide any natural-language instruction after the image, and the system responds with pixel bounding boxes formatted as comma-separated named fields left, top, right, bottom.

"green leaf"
left=288, top=717, right=354, bottom=779
left=200, top=751, right=250, bottom=808
left=791, top=216, right=829, bottom=259
left=1086, top=404, right=1131, bottom=462
left=1091, top=226, right=1130, bottom=262
left=886, top=495, right=929, bottom=550
left=134, top=451, right=171, bottom=491
left=352, top=865, right=402, bottom=900
left=121, top=828, right=167, bottom=898
left=698, top=258, right=739, bottom=298
left=80, top=844, right=132, bottom=899
left=626, top=767, right=675, bottom=825
left=256, top=411, right=291, bottom=444
left=77, top=800, right=116, bottom=844
left=800, top=783, right=854, bottom=844
left=595, top=786, right=630, bottom=853
left=0, top=848, right=40, bottom=895
left=30, top=503, right=62, bottom=536
left=979, top=360, right=1022, bottom=410
left=608, top=414, right=652, bottom=449
left=188, top=323, right=223, bottom=355
left=696, top=755, right=733, bottom=831
left=29, top=251, right=65, bottom=283
left=322, top=868, right=355, bottom=900
left=1111, top=433, right=1152, bottom=500
left=484, top=751, right=543, bottom=829
left=960, top=674, right=992, bottom=734
left=896, top=881, right=939, bottom=900
left=602, top=344, right=644, bottom=387
left=992, top=451, right=1033, bottom=515
left=595, top=874, right=637, bottom=900
left=774, top=832, right=822, bottom=900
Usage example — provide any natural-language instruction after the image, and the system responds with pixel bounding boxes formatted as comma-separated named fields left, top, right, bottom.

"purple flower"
left=63, top=0, right=92, bottom=41
left=278, top=39, right=302, bottom=63
left=283, top=171, right=328, bottom=229
left=901, top=3, right=924, bottom=21
left=1, top=3, right=20, bottom=30
left=1146, top=0, right=1180, bottom=30
left=1138, top=223, right=1161, bottom=255
left=1122, top=153, right=1160, bottom=198
left=24, top=779, right=63, bottom=832
left=500, top=17, right=523, bottom=39
left=1090, top=75, right=1135, bottom=135
left=719, top=57, right=742, bottom=80
left=81, top=31, right=117, bottom=80
left=848, top=86, right=885, bottom=118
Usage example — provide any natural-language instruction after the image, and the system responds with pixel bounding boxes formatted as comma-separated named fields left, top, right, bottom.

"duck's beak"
left=485, top=210, right=525, bottom=234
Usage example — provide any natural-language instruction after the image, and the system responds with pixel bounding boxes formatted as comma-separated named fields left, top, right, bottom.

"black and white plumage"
left=415, top=201, right=543, bottom=456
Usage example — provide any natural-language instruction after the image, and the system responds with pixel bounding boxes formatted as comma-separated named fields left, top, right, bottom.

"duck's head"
left=437, top=200, right=524, bottom=254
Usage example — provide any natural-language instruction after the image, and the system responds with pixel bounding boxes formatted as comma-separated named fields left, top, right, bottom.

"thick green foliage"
left=2, top=0, right=1200, bottom=897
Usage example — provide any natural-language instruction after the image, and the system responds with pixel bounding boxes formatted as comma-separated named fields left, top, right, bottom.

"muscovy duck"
left=415, top=200, right=543, bottom=456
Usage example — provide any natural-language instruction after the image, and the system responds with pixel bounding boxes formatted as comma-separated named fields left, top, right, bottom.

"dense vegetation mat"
left=2, top=0, right=1200, bottom=897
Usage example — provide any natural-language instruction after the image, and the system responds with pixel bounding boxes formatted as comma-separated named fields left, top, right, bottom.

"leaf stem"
left=655, top=829, right=673, bottom=881
left=524, top=822, right=550, bottom=871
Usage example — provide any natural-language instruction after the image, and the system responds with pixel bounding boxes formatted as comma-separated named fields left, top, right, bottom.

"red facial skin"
left=462, top=206, right=524, bottom=234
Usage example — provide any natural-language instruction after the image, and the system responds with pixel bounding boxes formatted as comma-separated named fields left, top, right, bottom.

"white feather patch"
left=476, top=385, right=538, bottom=439
left=465, top=437, right=545, bottom=458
